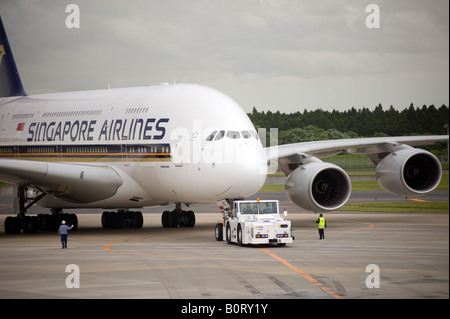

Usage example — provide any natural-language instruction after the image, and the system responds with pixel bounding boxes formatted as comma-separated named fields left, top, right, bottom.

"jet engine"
left=375, top=145, right=442, bottom=196
left=285, top=158, right=352, bottom=212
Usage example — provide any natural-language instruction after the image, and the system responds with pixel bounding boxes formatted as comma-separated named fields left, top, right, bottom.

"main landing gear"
left=3, top=185, right=195, bottom=233
left=3, top=185, right=78, bottom=234
left=101, top=210, right=143, bottom=229
left=161, top=203, right=196, bottom=228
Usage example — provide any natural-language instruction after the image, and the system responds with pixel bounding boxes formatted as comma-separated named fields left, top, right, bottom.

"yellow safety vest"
left=318, top=217, right=326, bottom=229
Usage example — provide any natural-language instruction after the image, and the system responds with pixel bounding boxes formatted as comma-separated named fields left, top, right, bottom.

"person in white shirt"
left=58, top=220, right=74, bottom=249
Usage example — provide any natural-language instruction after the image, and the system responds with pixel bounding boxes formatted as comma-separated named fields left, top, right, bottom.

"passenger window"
left=226, top=131, right=241, bottom=139
left=214, top=130, right=225, bottom=141
left=241, top=130, right=251, bottom=139
left=206, top=131, right=217, bottom=141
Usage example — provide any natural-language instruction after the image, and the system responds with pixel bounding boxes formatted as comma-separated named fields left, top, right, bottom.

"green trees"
left=248, top=104, right=449, bottom=146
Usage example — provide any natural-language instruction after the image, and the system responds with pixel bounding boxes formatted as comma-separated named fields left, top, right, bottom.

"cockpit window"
left=250, top=130, right=260, bottom=140
left=214, top=130, right=225, bottom=141
left=206, top=131, right=218, bottom=141
left=206, top=130, right=258, bottom=141
left=241, top=130, right=251, bottom=139
left=226, top=131, right=241, bottom=139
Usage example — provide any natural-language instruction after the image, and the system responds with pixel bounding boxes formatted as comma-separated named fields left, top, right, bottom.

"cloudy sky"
left=1, top=0, right=448, bottom=113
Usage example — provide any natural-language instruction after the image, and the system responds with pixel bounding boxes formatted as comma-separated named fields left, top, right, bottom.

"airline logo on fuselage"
left=26, top=118, right=170, bottom=142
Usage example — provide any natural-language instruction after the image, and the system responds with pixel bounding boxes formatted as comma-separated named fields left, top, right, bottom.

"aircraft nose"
left=224, top=142, right=268, bottom=197
left=200, top=137, right=268, bottom=199
left=239, top=142, right=268, bottom=177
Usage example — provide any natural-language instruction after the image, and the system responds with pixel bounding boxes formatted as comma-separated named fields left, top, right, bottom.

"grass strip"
left=339, top=201, right=449, bottom=213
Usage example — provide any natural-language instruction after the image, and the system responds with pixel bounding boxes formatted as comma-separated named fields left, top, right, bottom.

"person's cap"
left=61, top=220, right=66, bottom=224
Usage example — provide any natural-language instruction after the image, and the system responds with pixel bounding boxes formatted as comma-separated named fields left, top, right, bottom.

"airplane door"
left=56, top=144, right=63, bottom=162
left=171, top=128, right=189, bottom=167
left=121, top=145, right=129, bottom=166
left=14, top=145, right=20, bottom=159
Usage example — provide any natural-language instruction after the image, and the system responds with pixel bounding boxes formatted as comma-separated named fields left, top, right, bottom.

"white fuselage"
left=0, top=84, right=268, bottom=209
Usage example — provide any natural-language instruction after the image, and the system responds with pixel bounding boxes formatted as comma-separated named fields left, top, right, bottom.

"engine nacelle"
left=285, top=159, right=352, bottom=212
left=375, top=146, right=442, bottom=196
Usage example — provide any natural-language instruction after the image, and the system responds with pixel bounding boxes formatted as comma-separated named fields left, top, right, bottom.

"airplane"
left=0, top=17, right=448, bottom=234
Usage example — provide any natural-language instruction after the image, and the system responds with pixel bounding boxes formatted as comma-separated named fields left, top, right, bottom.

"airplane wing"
left=265, top=135, right=449, bottom=212
left=0, top=159, right=122, bottom=203
left=266, top=135, right=449, bottom=162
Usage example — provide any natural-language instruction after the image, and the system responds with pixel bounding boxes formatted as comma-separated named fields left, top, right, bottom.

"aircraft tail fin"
left=0, top=16, right=26, bottom=98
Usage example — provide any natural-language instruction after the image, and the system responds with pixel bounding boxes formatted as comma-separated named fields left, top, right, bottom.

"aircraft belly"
left=151, top=162, right=224, bottom=203
left=152, top=161, right=265, bottom=204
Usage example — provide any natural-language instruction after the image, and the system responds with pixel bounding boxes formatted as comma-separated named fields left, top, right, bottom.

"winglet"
left=0, top=16, right=26, bottom=97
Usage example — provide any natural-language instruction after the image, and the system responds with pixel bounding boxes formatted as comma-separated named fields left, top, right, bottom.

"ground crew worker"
left=315, top=214, right=326, bottom=239
left=58, top=220, right=74, bottom=249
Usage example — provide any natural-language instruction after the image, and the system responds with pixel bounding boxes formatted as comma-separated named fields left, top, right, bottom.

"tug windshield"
left=239, top=201, right=278, bottom=215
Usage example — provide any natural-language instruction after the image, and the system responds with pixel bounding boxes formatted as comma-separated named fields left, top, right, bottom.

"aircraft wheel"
left=161, top=211, right=170, bottom=228
left=168, top=211, right=179, bottom=228
left=134, top=211, right=143, bottom=228
left=67, top=214, right=78, bottom=230
left=186, top=210, right=195, bottom=227
left=23, top=216, right=39, bottom=233
left=101, top=211, right=111, bottom=228
left=180, top=210, right=196, bottom=227
left=4, top=216, right=21, bottom=234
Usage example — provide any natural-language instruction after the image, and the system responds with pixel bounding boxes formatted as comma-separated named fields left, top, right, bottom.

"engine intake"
left=376, top=146, right=442, bottom=196
left=285, top=159, right=351, bottom=212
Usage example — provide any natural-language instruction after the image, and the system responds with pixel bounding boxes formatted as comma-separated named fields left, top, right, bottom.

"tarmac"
left=0, top=191, right=448, bottom=300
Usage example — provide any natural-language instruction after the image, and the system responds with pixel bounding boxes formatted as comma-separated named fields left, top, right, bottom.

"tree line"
left=248, top=104, right=449, bottom=148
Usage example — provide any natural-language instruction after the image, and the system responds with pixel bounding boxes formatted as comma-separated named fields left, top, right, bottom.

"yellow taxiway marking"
left=260, top=247, right=344, bottom=299
left=259, top=221, right=375, bottom=299
left=336, top=222, right=375, bottom=233
left=102, top=221, right=375, bottom=299
left=410, top=198, right=427, bottom=202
